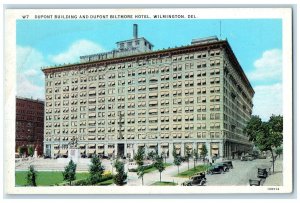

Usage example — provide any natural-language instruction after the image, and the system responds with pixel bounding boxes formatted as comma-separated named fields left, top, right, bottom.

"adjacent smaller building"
left=16, top=97, right=44, bottom=156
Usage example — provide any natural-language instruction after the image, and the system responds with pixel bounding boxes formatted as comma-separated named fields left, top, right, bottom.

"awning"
left=80, top=149, right=86, bottom=153
left=174, top=144, right=181, bottom=149
left=161, top=143, right=169, bottom=147
left=148, top=143, right=157, bottom=147
left=88, top=144, right=96, bottom=147
left=97, top=144, right=104, bottom=147
left=97, top=149, right=104, bottom=153
left=138, top=144, right=145, bottom=147
left=211, top=149, right=219, bottom=155
left=87, top=149, right=96, bottom=154
left=88, top=135, right=96, bottom=140
left=211, top=144, right=219, bottom=148
left=54, top=149, right=60, bottom=154
left=149, top=100, right=158, bottom=105
left=107, top=148, right=114, bottom=154
left=60, top=149, right=68, bottom=155
left=79, top=144, right=85, bottom=147
left=198, top=143, right=204, bottom=149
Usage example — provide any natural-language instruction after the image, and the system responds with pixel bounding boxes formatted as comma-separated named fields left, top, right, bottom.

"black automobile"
left=207, top=164, right=226, bottom=174
left=182, top=173, right=207, bottom=186
left=257, top=168, right=268, bottom=178
left=221, top=160, right=233, bottom=169
left=215, top=163, right=229, bottom=172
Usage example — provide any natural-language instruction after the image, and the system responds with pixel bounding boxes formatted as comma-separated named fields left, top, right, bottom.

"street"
left=15, top=157, right=281, bottom=186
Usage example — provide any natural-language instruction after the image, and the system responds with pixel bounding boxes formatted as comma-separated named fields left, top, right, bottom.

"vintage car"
left=207, top=164, right=228, bottom=174
left=221, top=160, right=233, bottom=169
left=182, top=173, right=207, bottom=186
left=257, top=168, right=268, bottom=178
left=241, top=155, right=254, bottom=161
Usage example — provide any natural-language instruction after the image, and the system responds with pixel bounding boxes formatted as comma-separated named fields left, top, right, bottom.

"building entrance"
left=117, top=143, right=125, bottom=158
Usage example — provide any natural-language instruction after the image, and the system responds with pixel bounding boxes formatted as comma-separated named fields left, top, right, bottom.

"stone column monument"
left=68, top=136, right=80, bottom=163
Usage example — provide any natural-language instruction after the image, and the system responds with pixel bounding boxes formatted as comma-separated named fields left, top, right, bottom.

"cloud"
left=16, top=45, right=46, bottom=99
left=24, top=69, right=39, bottom=77
left=49, top=39, right=104, bottom=64
left=248, top=49, right=282, bottom=82
left=17, top=75, right=45, bottom=100
left=17, top=45, right=46, bottom=72
left=252, top=83, right=282, bottom=121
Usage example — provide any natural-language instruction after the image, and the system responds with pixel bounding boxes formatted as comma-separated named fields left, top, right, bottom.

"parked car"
left=207, top=164, right=226, bottom=174
left=241, top=155, right=254, bottom=161
left=43, top=155, right=51, bottom=159
left=182, top=173, right=207, bottom=186
left=258, top=155, right=267, bottom=159
left=257, top=168, right=268, bottom=178
left=221, top=160, right=233, bottom=169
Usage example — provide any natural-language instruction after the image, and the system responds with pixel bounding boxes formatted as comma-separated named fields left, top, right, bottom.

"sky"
left=16, top=19, right=282, bottom=121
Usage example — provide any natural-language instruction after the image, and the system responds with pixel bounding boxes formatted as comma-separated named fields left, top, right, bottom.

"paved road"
left=206, top=159, right=273, bottom=186
left=16, top=157, right=278, bottom=186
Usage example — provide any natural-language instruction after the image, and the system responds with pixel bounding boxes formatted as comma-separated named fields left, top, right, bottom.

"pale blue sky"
left=16, top=19, right=282, bottom=120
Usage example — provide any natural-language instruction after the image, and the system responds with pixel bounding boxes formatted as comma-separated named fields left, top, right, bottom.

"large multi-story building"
left=16, top=97, right=44, bottom=156
left=42, top=24, right=254, bottom=160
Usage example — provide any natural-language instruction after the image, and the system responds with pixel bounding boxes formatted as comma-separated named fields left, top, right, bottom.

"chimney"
left=133, top=24, right=138, bottom=39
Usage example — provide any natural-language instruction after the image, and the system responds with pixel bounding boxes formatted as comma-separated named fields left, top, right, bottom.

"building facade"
left=16, top=97, right=44, bottom=156
left=42, top=25, right=254, bottom=160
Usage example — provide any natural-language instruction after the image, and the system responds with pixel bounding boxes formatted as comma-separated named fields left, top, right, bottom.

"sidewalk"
left=126, top=160, right=203, bottom=186
left=263, top=157, right=283, bottom=186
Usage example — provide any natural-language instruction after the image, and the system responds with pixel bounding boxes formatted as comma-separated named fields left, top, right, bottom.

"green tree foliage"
left=18, top=146, right=27, bottom=157
left=113, top=160, right=127, bottom=186
left=134, top=147, right=145, bottom=166
left=185, top=147, right=192, bottom=170
left=147, top=151, right=157, bottom=161
left=200, top=144, right=208, bottom=161
left=28, top=146, right=34, bottom=157
left=244, top=115, right=283, bottom=172
left=137, top=165, right=145, bottom=185
left=275, top=146, right=283, bottom=158
left=26, top=165, right=37, bottom=186
left=62, top=159, right=77, bottom=185
left=89, top=155, right=104, bottom=185
left=154, top=154, right=165, bottom=182
left=243, top=115, right=264, bottom=142
left=193, top=149, right=199, bottom=170
left=172, top=146, right=182, bottom=174
left=134, top=147, right=145, bottom=185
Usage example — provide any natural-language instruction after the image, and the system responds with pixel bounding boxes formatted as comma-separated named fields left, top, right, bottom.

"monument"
left=68, top=136, right=80, bottom=163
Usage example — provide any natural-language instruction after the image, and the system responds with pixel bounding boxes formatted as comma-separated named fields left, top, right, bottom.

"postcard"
left=4, top=8, right=293, bottom=194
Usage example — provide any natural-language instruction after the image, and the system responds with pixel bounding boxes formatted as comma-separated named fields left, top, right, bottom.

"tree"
left=134, top=147, right=145, bottom=185
left=89, top=155, right=104, bottom=185
left=193, top=149, right=199, bottom=170
left=243, top=115, right=264, bottom=142
left=113, top=160, right=127, bottom=186
left=137, top=165, right=145, bottom=185
left=172, top=146, right=182, bottom=174
left=18, top=146, right=27, bottom=157
left=244, top=115, right=283, bottom=173
left=154, top=154, right=165, bottom=182
left=26, top=165, right=37, bottom=186
left=147, top=151, right=157, bottom=161
left=28, top=146, right=34, bottom=157
left=63, top=159, right=77, bottom=185
left=275, top=146, right=283, bottom=158
left=200, top=144, right=208, bottom=162
left=134, top=147, right=145, bottom=166
left=185, top=146, right=192, bottom=170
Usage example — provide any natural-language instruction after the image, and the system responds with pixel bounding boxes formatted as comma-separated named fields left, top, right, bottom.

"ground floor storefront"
left=44, top=139, right=252, bottom=160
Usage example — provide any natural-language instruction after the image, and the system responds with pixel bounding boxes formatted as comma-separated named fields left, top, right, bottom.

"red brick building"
left=16, top=97, right=44, bottom=156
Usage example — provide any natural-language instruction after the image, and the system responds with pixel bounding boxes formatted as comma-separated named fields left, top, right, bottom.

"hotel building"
left=42, top=24, right=254, bottom=159
left=16, top=97, right=44, bottom=156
